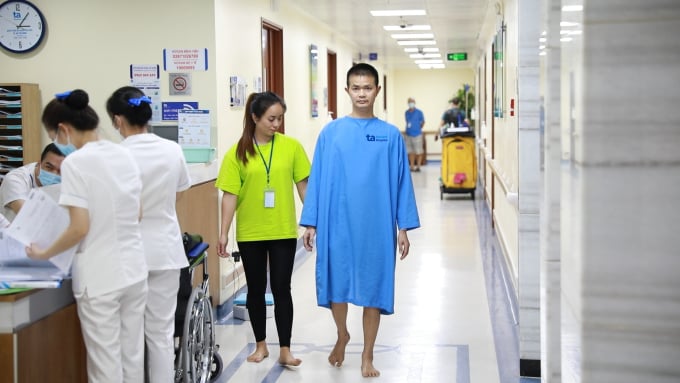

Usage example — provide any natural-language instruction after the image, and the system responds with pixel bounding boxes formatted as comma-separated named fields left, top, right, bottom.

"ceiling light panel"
left=383, top=25, right=431, bottom=31
left=398, top=40, right=436, bottom=46
left=414, top=59, right=443, bottom=64
left=404, top=47, right=439, bottom=52
left=561, top=5, right=583, bottom=12
left=409, top=53, right=441, bottom=58
left=370, top=9, right=426, bottom=16
left=391, top=33, right=434, bottom=39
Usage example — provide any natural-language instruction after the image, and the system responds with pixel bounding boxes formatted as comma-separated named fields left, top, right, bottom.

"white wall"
left=475, top=0, right=521, bottom=283
left=0, top=0, right=218, bottom=144
left=213, top=0, right=358, bottom=160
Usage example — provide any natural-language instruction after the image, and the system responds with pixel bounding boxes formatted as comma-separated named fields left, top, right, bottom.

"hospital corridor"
left=210, top=163, right=528, bottom=383
left=1, top=1, right=678, bottom=382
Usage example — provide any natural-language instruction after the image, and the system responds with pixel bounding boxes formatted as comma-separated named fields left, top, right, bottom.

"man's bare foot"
left=279, top=347, right=302, bottom=367
left=328, top=332, right=350, bottom=367
left=361, top=356, right=380, bottom=378
left=247, top=342, right=269, bottom=363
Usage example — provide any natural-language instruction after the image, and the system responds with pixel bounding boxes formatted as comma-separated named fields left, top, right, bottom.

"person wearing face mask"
left=26, top=89, right=148, bottom=383
left=404, top=97, right=425, bottom=172
left=0, top=143, right=65, bottom=222
left=106, top=86, right=191, bottom=383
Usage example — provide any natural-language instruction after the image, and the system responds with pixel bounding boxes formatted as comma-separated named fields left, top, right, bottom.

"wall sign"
left=169, top=73, right=191, bottom=95
left=163, top=48, right=208, bottom=71
left=162, top=101, right=199, bottom=121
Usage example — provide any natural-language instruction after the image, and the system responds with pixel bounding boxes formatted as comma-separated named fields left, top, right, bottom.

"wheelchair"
left=174, top=235, right=223, bottom=382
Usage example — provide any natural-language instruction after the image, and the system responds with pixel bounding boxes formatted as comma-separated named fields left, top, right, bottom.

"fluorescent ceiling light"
left=383, top=25, right=431, bottom=31
left=391, top=33, right=434, bottom=39
left=414, top=59, right=443, bottom=64
left=560, top=21, right=579, bottom=27
left=418, top=63, right=445, bottom=69
left=370, top=9, right=426, bottom=16
left=398, top=40, right=436, bottom=46
left=561, top=5, right=583, bottom=12
left=404, top=47, right=439, bottom=53
left=560, top=37, right=573, bottom=42
left=409, top=53, right=441, bottom=58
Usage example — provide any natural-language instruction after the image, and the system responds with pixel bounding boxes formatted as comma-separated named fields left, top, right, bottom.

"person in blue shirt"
left=301, top=63, right=420, bottom=378
left=404, top=97, right=425, bottom=172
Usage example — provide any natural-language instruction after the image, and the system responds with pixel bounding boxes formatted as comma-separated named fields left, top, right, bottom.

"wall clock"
left=0, top=0, right=46, bottom=54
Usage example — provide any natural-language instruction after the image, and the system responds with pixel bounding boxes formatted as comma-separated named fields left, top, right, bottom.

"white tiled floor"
left=212, top=163, right=506, bottom=382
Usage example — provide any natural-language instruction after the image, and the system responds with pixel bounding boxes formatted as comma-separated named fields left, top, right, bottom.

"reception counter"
left=0, top=159, right=221, bottom=382
left=177, top=160, right=221, bottom=306
left=0, top=280, right=87, bottom=382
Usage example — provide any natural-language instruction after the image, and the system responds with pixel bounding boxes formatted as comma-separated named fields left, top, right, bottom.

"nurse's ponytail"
left=42, top=89, right=99, bottom=133
left=106, top=86, right=153, bottom=127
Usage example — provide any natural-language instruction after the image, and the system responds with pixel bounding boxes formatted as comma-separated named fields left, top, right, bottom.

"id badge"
left=264, top=187, right=275, bottom=208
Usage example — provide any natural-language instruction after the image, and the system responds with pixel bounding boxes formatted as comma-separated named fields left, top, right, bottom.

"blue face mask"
left=53, top=129, right=76, bottom=156
left=38, top=168, right=61, bottom=186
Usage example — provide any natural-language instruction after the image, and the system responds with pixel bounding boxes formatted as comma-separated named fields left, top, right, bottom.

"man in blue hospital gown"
left=301, top=63, right=420, bottom=378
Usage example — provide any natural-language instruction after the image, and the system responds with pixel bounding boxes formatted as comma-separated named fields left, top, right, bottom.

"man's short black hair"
left=347, top=63, right=379, bottom=87
left=41, top=143, right=65, bottom=161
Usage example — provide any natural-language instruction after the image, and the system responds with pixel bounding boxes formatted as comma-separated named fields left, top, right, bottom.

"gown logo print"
left=365, top=134, right=388, bottom=142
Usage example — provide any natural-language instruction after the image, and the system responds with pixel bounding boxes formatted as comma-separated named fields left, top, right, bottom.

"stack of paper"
left=0, top=188, right=75, bottom=289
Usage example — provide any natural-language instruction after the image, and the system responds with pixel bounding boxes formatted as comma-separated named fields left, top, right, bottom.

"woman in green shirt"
left=215, top=91, right=310, bottom=367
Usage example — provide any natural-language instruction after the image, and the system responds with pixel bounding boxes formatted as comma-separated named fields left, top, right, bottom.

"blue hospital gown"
left=300, top=116, right=420, bottom=315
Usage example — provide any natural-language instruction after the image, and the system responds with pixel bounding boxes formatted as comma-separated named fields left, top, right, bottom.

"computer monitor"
left=149, top=125, right=179, bottom=143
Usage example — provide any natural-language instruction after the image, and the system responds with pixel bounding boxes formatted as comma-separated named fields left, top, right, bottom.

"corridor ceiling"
left=287, top=0, right=491, bottom=69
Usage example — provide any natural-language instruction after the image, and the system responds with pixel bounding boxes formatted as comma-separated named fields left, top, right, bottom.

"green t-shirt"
left=215, top=132, right=311, bottom=242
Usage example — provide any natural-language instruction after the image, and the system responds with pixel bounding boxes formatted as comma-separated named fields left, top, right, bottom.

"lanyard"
left=254, top=134, right=274, bottom=186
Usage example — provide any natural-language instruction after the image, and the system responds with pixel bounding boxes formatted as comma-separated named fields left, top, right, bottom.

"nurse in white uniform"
left=107, top=86, right=191, bottom=382
left=26, top=89, right=148, bottom=383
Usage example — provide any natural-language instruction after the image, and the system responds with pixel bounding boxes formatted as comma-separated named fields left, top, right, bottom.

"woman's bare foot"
left=279, top=346, right=302, bottom=367
left=361, top=353, right=380, bottom=377
left=247, top=341, right=269, bottom=363
left=328, top=332, right=350, bottom=367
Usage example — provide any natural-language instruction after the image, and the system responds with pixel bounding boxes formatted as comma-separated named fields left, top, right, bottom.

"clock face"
left=0, top=0, right=46, bottom=53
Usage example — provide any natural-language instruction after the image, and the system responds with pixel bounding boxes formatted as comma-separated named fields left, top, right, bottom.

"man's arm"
left=6, top=199, right=24, bottom=215
left=302, top=226, right=316, bottom=251
left=398, top=229, right=410, bottom=260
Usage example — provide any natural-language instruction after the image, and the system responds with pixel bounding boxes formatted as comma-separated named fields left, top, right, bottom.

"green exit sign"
left=447, top=52, right=468, bottom=61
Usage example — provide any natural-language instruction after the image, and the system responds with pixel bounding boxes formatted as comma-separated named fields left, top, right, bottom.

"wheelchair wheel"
left=180, top=286, right=217, bottom=383
left=209, top=351, right=223, bottom=382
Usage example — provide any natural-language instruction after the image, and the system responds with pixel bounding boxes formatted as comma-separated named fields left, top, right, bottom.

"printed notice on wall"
left=178, top=110, right=210, bottom=148
left=163, top=48, right=208, bottom=71
left=130, top=64, right=160, bottom=84
left=130, top=64, right=162, bottom=121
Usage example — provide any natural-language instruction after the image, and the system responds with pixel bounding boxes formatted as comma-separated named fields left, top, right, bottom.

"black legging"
left=238, top=238, right=297, bottom=347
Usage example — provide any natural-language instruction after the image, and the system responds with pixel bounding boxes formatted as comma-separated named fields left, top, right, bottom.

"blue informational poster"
left=162, top=101, right=199, bottom=121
